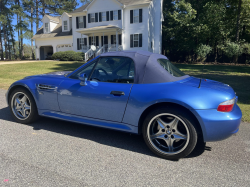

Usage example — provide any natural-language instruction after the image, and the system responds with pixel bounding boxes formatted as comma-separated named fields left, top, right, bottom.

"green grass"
left=0, top=61, right=84, bottom=90
left=0, top=61, right=249, bottom=122
left=175, top=64, right=250, bottom=122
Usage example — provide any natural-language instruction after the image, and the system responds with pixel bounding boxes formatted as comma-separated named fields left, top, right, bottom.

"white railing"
left=85, top=45, right=124, bottom=60
left=85, top=48, right=94, bottom=61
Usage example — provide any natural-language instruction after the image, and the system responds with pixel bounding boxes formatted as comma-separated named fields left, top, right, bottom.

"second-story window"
left=113, top=10, right=118, bottom=20
left=102, top=12, right=106, bottom=21
left=133, top=9, right=139, bottom=23
left=45, top=23, right=49, bottom=33
left=79, top=17, right=84, bottom=28
left=90, top=13, right=95, bottom=23
left=63, top=21, right=68, bottom=30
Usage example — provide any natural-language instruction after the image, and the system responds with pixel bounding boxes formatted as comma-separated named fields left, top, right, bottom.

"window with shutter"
left=130, top=34, right=142, bottom=48
left=90, top=13, right=95, bottom=23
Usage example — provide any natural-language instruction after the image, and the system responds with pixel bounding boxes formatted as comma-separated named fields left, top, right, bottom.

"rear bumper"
left=195, top=104, right=242, bottom=142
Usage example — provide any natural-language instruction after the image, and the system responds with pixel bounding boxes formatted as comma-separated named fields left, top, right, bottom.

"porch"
left=77, top=25, right=123, bottom=61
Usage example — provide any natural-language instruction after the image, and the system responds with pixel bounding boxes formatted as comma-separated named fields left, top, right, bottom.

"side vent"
left=37, top=84, right=57, bottom=90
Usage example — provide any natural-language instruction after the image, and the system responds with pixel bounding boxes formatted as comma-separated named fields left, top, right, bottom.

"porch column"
left=116, top=30, right=118, bottom=51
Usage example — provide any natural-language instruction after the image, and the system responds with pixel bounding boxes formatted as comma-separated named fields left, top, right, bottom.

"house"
left=33, top=0, right=163, bottom=61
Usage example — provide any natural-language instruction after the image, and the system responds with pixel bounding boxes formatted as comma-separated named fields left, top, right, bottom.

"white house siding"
left=123, top=5, right=149, bottom=51
left=35, top=36, right=73, bottom=60
left=72, top=0, right=123, bottom=52
left=42, top=16, right=58, bottom=33
left=61, top=13, right=72, bottom=32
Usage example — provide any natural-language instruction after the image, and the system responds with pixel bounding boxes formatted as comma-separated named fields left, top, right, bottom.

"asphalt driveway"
left=0, top=89, right=249, bottom=186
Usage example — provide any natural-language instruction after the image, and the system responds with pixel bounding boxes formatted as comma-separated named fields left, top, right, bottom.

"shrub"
left=23, top=54, right=30, bottom=59
left=52, top=51, right=85, bottom=61
left=195, top=44, right=212, bottom=62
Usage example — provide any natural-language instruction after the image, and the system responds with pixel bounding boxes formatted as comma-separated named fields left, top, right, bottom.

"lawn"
left=0, top=61, right=249, bottom=122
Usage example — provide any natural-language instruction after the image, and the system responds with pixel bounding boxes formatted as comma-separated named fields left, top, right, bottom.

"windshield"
left=157, top=59, right=185, bottom=77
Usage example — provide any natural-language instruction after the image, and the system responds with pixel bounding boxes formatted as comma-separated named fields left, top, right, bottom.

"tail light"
left=217, top=98, right=235, bottom=112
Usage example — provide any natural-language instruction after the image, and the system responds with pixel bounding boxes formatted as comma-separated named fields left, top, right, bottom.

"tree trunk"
left=3, top=24, right=8, bottom=60
left=0, top=24, right=3, bottom=60
left=31, top=6, right=35, bottom=59
left=36, top=0, right=39, bottom=33
left=235, top=0, right=242, bottom=42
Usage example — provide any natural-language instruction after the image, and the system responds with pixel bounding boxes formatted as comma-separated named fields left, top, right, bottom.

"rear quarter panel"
left=122, top=81, right=235, bottom=127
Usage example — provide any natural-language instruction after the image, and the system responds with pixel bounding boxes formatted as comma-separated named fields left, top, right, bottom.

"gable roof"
left=46, top=15, right=60, bottom=23
left=71, top=0, right=152, bottom=13
left=32, top=22, right=72, bottom=39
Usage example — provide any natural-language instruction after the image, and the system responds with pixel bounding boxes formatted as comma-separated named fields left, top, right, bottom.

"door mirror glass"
left=79, top=73, right=87, bottom=86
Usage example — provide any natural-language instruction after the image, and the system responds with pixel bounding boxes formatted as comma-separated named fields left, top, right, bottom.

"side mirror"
left=79, top=73, right=87, bottom=86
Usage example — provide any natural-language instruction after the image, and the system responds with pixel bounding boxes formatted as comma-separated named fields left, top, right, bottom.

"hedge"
left=52, top=51, right=85, bottom=61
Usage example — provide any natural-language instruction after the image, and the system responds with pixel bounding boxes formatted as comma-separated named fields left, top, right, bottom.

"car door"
left=57, top=56, right=135, bottom=123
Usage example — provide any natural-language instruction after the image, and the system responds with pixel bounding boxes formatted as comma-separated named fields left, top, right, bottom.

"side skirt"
left=38, top=110, right=138, bottom=134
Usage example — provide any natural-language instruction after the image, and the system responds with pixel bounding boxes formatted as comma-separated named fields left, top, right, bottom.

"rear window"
left=157, top=59, right=185, bottom=77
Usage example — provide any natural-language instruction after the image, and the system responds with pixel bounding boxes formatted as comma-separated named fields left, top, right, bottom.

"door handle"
left=110, top=91, right=125, bottom=96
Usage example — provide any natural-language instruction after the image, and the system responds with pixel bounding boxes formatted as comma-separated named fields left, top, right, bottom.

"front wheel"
left=9, top=88, right=39, bottom=124
left=142, top=107, right=198, bottom=160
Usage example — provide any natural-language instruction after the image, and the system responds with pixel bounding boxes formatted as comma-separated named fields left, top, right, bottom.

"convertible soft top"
left=100, top=51, right=189, bottom=84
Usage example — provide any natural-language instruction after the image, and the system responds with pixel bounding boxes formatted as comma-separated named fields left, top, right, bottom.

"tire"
left=9, top=87, right=39, bottom=124
left=142, top=107, right=198, bottom=160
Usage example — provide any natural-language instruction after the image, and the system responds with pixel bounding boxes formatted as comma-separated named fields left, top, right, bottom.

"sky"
left=12, top=0, right=84, bottom=45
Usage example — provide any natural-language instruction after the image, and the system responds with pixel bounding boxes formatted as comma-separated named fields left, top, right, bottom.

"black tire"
left=9, top=87, right=39, bottom=124
left=142, top=107, right=198, bottom=160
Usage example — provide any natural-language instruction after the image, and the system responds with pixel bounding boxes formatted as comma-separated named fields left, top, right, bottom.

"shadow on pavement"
left=0, top=106, right=207, bottom=160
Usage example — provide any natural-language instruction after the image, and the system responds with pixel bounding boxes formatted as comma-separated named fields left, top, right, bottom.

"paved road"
left=0, top=89, right=249, bottom=186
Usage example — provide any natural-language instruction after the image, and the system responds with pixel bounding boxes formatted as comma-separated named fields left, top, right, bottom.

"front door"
left=57, top=56, right=135, bottom=122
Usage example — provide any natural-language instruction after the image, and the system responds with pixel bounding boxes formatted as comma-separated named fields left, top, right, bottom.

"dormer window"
left=45, top=23, right=49, bottom=33
left=64, top=21, right=68, bottom=30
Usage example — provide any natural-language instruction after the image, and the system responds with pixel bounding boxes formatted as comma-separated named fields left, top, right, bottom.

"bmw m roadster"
left=6, top=51, right=242, bottom=159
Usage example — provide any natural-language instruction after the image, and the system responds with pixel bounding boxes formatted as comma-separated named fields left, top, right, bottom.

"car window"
left=157, top=59, right=185, bottom=77
left=89, top=57, right=135, bottom=83
left=69, top=58, right=98, bottom=79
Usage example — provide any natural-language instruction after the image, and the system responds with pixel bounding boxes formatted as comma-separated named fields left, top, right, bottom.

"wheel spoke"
left=164, top=137, right=174, bottom=152
left=20, top=95, right=27, bottom=103
left=156, top=118, right=167, bottom=129
left=24, top=104, right=30, bottom=110
left=168, top=118, right=179, bottom=129
left=15, top=98, right=21, bottom=105
left=173, top=130, right=187, bottom=140
left=150, top=131, right=165, bottom=140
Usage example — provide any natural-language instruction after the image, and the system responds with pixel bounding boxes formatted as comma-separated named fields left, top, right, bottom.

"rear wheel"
left=142, top=107, right=198, bottom=160
left=9, top=88, right=39, bottom=124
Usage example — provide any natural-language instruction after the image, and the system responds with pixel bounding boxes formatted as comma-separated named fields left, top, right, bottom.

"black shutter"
left=139, top=9, right=143, bottom=23
left=118, top=10, right=121, bottom=20
left=99, top=12, right=102, bottom=22
left=130, top=35, right=133, bottom=48
left=106, top=11, right=109, bottom=21
left=119, top=34, right=122, bottom=45
left=101, top=36, right=104, bottom=46
left=89, top=37, right=92, bottom=46
left=110, top=11, right=113, bottom=21
left=139, top=34, right=142, bottom=47
left=95, top=13, right=98, bottom=22
left=130, top=10, right=133, bottom=24
left=84, top=38, right=87, bottom=45
left=111, top=35, right=114, bottom=44
left=83, top=16, right=86, bottom=28
left=76, top=17, right=79, bottom=29
left=77, top=38, right=80, bottom=50
left=96, top=36, right=99, bottom=46
left=88, top=14, right=91, bottom=23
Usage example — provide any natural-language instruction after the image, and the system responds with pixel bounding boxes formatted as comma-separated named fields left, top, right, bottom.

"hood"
left=180, top=77, right=235, bottom=96
left=24, top=71, right=72, bottom=79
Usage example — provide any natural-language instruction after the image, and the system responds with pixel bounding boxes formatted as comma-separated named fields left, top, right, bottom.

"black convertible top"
left=100, top=51, right=189, bottom=84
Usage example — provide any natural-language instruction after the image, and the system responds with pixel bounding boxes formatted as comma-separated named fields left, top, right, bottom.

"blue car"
left=6, top=51, right=242, bottom=159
